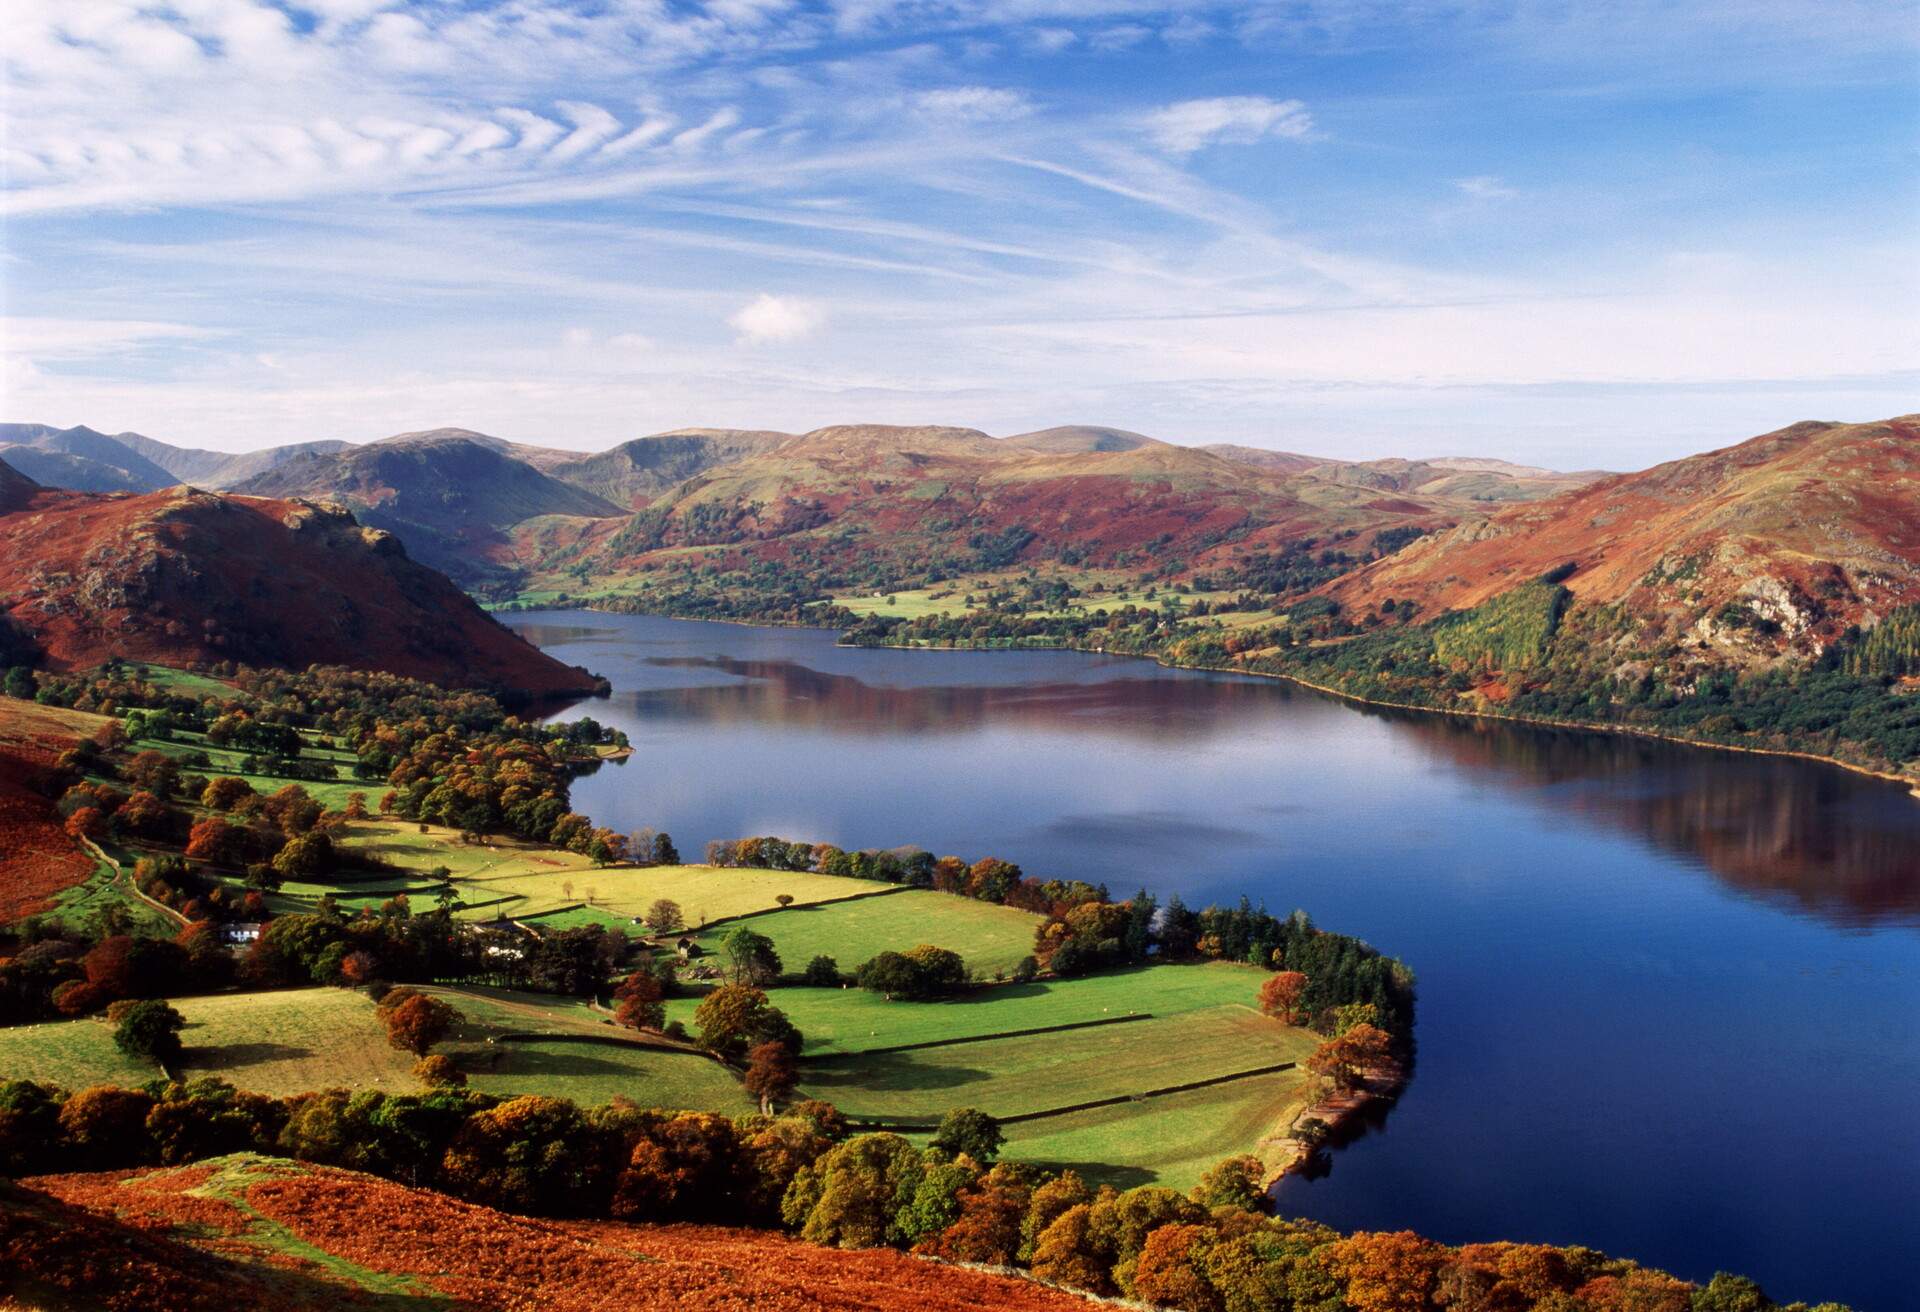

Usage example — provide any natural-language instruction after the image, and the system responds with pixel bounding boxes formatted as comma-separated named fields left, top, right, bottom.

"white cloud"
left=913, top=87, right=1033, bottom=122
left=1455, top=175, right=1516, bottom=200
left=729, top=294, right=824, bottom=343
left=1146, top=96, right=1312, bottom=155
left=0, top=316, right=210, bottom=358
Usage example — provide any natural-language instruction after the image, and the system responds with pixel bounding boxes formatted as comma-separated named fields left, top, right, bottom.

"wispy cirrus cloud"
left=1, top=0, right=1913, bottom=464
left=1144, top=96, right=1312, bottom=154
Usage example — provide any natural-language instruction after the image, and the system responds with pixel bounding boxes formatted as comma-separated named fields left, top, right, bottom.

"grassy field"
left=688, top=890, right=1041, bottom=979
left=682, top=962, right=1267, bottom=1057
left=0, top=989, right=417, bottom=1093
left=797, top=1007, right=1317, bottom=1122
left=445, top=857, right=908, bottom=929
left=991, top=1067, right=1318, bottom=1190
left=0, top=984, right=752, bottom=1111
left=130, top=727, right=368, bottom=810
left=47, top=845, right=176, bottom=934
left=131, top=665, right=242, bottom=701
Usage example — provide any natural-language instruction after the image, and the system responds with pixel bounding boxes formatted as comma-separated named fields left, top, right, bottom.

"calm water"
left=511, top=611, right=1920, bottom=1311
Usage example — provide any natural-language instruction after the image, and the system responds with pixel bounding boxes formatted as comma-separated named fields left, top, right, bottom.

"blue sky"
left=2, top=0, right=1916, bottom=467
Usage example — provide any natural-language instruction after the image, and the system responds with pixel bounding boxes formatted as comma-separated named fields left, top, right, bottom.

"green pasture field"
left=990, top=1067, right=1318, bottom=1190
left=128, top=727, right=368, bottom=810
left=129, top=665, right=242, bottom=701
left=677, top=962, right=1270, bottom=1057
left=794, top=1005, right=1316, bottom=1123
left=446, top=859, right=908, bottom=929
left=0, top=988, right=416, bottom=1094
left=687, top=889, right=1041, bottom=979
left=0, top=984, right=751, bottom=1112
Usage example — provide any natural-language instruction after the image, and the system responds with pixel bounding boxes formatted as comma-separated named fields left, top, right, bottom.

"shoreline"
left=517, top=602, right=1920, bottom=797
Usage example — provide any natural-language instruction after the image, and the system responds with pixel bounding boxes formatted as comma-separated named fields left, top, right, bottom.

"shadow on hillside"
left=481, top=1047, right=654, bottom=1079
left=799, top=1050, right=991, bottom=1093
left=189, top=1041, right=313, bottom=1069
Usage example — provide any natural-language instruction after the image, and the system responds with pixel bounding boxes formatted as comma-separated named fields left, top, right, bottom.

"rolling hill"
left=0, top=457, right=601, bottom=696
left=533, top=422, right=1525, bottom=600
left=230, top=430, right=624, bottom=587
left=547, top=427, right=793, bottom=508
left=1321, top=415, right=1920, bottom=664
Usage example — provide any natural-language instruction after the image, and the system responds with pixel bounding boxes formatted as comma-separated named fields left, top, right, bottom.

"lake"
left=511, top=610, right=1920, bottom=1311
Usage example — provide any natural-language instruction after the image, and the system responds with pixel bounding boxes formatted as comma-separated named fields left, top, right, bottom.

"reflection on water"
left=513, top=611, right=1920, bottom=1312
left=1364, top=711, right=1920, bottom=929
left=545, top=624, right=1920, bottom=930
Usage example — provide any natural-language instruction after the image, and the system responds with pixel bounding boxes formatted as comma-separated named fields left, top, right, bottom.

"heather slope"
left=1323, top=415, right=1920, bottom=663
left=0, top=472, right=599, bottom=695
left=545, top=423, right=1468, bottom=596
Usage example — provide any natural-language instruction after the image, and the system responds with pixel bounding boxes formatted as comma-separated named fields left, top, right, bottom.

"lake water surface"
left=512, top=610, right=1920, bottom=1311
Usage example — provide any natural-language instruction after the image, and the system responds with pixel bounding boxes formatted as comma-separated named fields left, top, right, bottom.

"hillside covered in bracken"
left=1320, top=416, right=1920, bottom=667
left=4, top=1155, right=1104, bottom=1312
left=0, top=460, right=601, bottom=699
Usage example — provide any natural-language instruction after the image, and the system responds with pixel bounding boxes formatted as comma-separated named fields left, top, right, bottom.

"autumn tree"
left=272, top=830, right=332, bottom=880
left=56, top=1085, right=156, bottom=1168
left=125, top=750, right=181, bottom=797
left=1131, top=1222, right=1223, bottom=1312
left=439, top=1094, right=606, bottom=1214
left=184, top=817, right=243, bottom=864
left=64, top=807, right=105, bottom=842
left=1305, top=1022, right=1393, bottom=1092
left=643, top=898, right=683, bottom=934
left=693, top=983, right=799, bottom=1060
left=743, top=1040, right=799, bottom=1114
left=200, top=776, right=254, bottom=811
left=1324, top=1230, right=1448, bottom=1312
left=1030, top=1203, right=1113, bottom=1294
left=1258, top=971, right=1308, bottom=1024
left=413, top=1054, right=465, bottom=1087
left=611, top=971, right=666, bottom=1032
left=780, top=1131, right=923, bottom=1248
left=381, top=993, right=460, bottom=1057
left=1021, top=1170, right=1093, bottom=1262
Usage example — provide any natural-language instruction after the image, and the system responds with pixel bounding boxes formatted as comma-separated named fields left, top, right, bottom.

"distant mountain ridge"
left=0, top=456, right=599, bottom=696
left=229, top=431, right=625, bottom=586
left=1, top=417, right=1608, bottom=599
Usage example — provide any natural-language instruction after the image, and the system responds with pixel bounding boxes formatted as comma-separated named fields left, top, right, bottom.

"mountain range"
left=0, top=420, right=1611, bottom=603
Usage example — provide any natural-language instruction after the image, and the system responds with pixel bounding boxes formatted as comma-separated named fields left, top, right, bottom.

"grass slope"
left=0, top=985, right=751, bottom=1112
left=689, top=889, right=1042, bottom=979
left=799, top=1007, right=1316, bottom=1122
